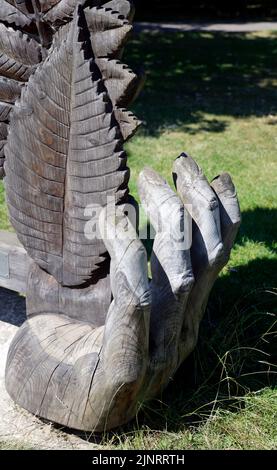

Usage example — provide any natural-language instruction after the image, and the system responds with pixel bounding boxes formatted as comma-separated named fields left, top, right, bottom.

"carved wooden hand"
left=5, top=153, right=240, bottom=432
left=1, top=2, right=241, bottom=432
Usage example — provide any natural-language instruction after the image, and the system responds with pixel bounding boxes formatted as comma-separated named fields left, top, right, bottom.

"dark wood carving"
left=1, top=1, right=241, bottom=432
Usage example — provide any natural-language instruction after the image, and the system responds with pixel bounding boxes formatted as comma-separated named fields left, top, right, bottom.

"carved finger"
left=173, top=155, right=240, bottom=366
left=99, top=205, right=151, bottom=396
left=210, top=173, right=241, bottom=254
left=138, top=168, right=194, bottom=391
left=173, top=153, right=224, bottom=271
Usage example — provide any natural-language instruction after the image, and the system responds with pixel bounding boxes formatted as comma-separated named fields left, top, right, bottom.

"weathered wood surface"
left=26, top=261, right=112, bottom=326
left=1, top=1, right=33, bottom=28
left=0, top=1, right=139, bottom=177
left=5, top=153, right=240, bottom=432
left=0, top=14, right=42, bottom=176
left=6, top=209, right=151, bottom=431
left=0, top=231, right=31, bottom=293
left=4, top=6, right=131, bottom=287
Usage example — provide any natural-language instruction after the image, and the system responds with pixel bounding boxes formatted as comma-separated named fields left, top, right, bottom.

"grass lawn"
left=0, top=30, right=276, bottom=450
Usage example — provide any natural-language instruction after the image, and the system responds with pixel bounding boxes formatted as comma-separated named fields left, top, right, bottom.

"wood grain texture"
left=0, top=4, right=40, bottom=177
left=0, top=24, right=41, bottom=82
left=0, top=77, right=23, bottom=104
left=0, top=123, right=8, bottom=146
left=5, top=1, right=33, bottom=16
left=42, top=0, right=87, bottom=25
left=85, top=5, right=132, bottom=59
left=138, top=168, right=194, bottom=394
left=4, top=5, right=129, bottom=286
left=0, top=123, right=7, bottom=177
left=5, top=210, right=151, bottom=432
left=104, top=0, right=135, bottom=21
left=26, top=261, right=112, bottom=326
left=0, top=78, right=23, bottom=178
left=95, top=58, right=139, bottom=108
left=51, top=3, right=142, bottom=140
left=114, top=107, right=141, bottom=140
left=4, top=152, right=240, bottom=432
left=2, top=2, right=241, bottom=433
left=173, top=154, right=241, bottom=365
left=39, top=0, right=62, bottom=13
left=0, top=103, right=12, bottom=122
left=1, top=1, right=33, bottom=27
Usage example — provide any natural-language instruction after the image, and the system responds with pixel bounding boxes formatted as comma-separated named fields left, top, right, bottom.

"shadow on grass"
left=125, top=31, right=277, bottom=136
left=238, top=207, right=277, bottom=253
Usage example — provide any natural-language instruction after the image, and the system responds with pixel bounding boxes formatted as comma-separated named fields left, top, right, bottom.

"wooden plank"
left=0, top=231, right=31, bottom=293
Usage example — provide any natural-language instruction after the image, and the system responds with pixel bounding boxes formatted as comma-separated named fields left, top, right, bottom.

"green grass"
left=0, top=30, right=276, bottom=450
left=102, top=388, right=277, bottom=450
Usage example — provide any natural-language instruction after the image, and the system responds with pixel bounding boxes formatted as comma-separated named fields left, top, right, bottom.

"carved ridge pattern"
left=5, top=6, right=129, bottom=286
left=0, top=1, right=141, bottom=180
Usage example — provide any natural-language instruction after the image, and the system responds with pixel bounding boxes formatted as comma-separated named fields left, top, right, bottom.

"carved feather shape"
left=0, top=24, right=41, bottom=82
left=1, top=1, right=33, bottom=27
left=5, top=5, right=129, bottom=286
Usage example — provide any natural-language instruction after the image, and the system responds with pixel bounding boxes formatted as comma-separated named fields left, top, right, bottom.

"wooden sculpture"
left=0, top=1, right=241, bottom=432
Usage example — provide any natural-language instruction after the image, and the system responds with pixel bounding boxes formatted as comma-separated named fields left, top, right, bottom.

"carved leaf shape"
left=52, top=5, right=141, bottom=141
left=0, top=77, right=23, bottom=103
left=85, top=6, right=132, bottom=58
left=0, top=122, right=8, bottom=177
left=38, top=0, right=61, bottom=12
left=1, top=0, right=33, bottom=27
left=95, top=58, right=139, bottom=108
left=5, top=6, right=129, bottom=287
left=0, top=123, right=8, bottom=148
left=0, top=20, right=40, bottom=175
left=0, top=103, right=12, bottom=122
left=114, top=107, right=141, bottom=140
left=5, top=1, right=33, bottom=15
left=0, top=24, right=41, bottom=82
left=103, top=0, right=135, bottom=21
left=42, top=0, right=87, bottom=25
left=0, top=76, right=24, bottom=179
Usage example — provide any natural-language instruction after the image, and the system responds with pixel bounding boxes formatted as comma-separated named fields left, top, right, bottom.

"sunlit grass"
left=102, top=388, right=277, bottom=450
